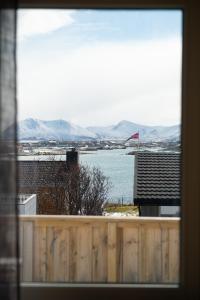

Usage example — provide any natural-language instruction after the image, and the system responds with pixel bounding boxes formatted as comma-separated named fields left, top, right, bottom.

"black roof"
left=18, top=161, right=66, bottom=189
left=134, top=152, right=181, bottom=206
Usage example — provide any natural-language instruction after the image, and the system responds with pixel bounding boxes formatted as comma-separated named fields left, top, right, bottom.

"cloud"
left=18, top=37, right=182, bottom=127
left=18, top=9, right=75, bottom=40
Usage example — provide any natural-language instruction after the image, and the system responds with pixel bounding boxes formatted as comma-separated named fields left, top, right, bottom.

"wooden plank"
left=169, top=227, right=180, bottom=283
left=145, top=225, right=162, bottom=283
left=92, top=225, right=107, bottom=282
left=64, top=228, right=70, bottom=282
left=77, top=225, right=92, bottom=282
left=20, top=215, right=180, bottom=224
left=107, top=223, right=117, bottom=282
left=138, top=224, right=146, bottom=282
left=153, top=226, right=162, bottom=282
left=116, top=227, right=123, bottom=282
left=161, top=227, right=170, bottom=282
left=69, top=227, right=78, bottom=282
left=46, top=226, right=69, bottom=282
left=19, top=221, right=24, bottom=281
left=33, top=225, right=47, bottom=282
left=122, top=226, right=139, bottom=283
left=22, top=221, right=33, bottom=281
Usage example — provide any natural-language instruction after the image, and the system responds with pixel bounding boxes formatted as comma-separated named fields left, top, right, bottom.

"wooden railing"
left=19, top=216, right=180, bottom=284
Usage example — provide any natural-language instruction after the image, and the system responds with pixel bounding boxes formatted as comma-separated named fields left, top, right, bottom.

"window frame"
left=18, top=0, right=200, bottom=299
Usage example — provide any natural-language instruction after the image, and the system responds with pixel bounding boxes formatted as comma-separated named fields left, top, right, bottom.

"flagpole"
left=138, top=131, right=139, bottom=151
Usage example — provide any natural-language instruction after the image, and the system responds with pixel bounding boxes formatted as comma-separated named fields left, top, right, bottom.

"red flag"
left=126, top=132, right=139, bottom=142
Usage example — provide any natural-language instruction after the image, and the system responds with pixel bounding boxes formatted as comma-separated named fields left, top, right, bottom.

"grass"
left=104, top=204, right=139, bottom=215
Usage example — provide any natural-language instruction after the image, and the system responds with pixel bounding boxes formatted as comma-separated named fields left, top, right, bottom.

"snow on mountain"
left=16, top=118, right=180, bottom=142
left=88, top=120, right=180, bottom=142
left=18, top=118, right=97, bottom=141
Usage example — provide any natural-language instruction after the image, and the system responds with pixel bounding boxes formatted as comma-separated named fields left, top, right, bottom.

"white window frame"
left=18, top=1, right=200, bottom=299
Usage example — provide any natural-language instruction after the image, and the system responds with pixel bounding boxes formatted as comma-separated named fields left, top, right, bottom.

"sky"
left=17, top=9, right=182, bottom=127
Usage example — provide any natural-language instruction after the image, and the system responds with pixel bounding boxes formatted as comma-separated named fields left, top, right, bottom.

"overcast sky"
left=17, top=9, right=182, bottom=127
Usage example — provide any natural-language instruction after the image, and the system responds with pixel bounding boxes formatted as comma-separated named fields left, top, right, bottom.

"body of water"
left=19, top=148, right=134, bottom=203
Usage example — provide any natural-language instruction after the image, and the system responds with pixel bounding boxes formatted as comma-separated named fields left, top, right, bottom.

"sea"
left=18, top=148, right=134, bottom=204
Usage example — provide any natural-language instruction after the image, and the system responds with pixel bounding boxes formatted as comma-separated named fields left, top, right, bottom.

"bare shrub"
left=42, top=162, right=111, bottom=215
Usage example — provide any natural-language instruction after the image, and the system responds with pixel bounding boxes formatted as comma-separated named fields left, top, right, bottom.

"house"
left=18, top=150, right=79, bottom=214
left=17, top=194, right=37, bottom=215
left=18, top=160, right=66, bottom=214
left=134, top=152, right=180, bottom=217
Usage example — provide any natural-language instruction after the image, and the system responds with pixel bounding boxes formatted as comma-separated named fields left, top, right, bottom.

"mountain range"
left=11, top=118, right=180, bottom=142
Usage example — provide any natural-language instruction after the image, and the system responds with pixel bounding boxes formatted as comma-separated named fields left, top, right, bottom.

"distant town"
left=18, top=139, right=180, bottom=156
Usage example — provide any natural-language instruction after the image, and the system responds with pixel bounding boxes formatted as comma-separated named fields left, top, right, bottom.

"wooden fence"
left=19, top=216, right=180, bottom=284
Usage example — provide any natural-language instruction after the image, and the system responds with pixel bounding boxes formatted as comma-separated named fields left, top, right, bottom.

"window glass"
left=17, top=9, right=182, bottom=284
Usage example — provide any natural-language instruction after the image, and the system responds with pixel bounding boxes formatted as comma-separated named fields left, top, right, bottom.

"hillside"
left=12, top=118, right=180, bottom=142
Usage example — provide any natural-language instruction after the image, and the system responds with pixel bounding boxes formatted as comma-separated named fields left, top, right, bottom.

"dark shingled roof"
left=18, top=161, right=66, bottom=189
left=134, top=152, right=181, bottom=206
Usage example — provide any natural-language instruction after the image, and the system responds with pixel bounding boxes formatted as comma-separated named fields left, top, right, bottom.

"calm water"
left=19, top=148, right=134, bottom=203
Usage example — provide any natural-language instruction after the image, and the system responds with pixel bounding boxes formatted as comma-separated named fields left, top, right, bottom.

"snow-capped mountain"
left=87, top=120, right=180, bottom=142
left=17, top=118, right=97, bottom=141
left=13, top=118, right=180, bottom=142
